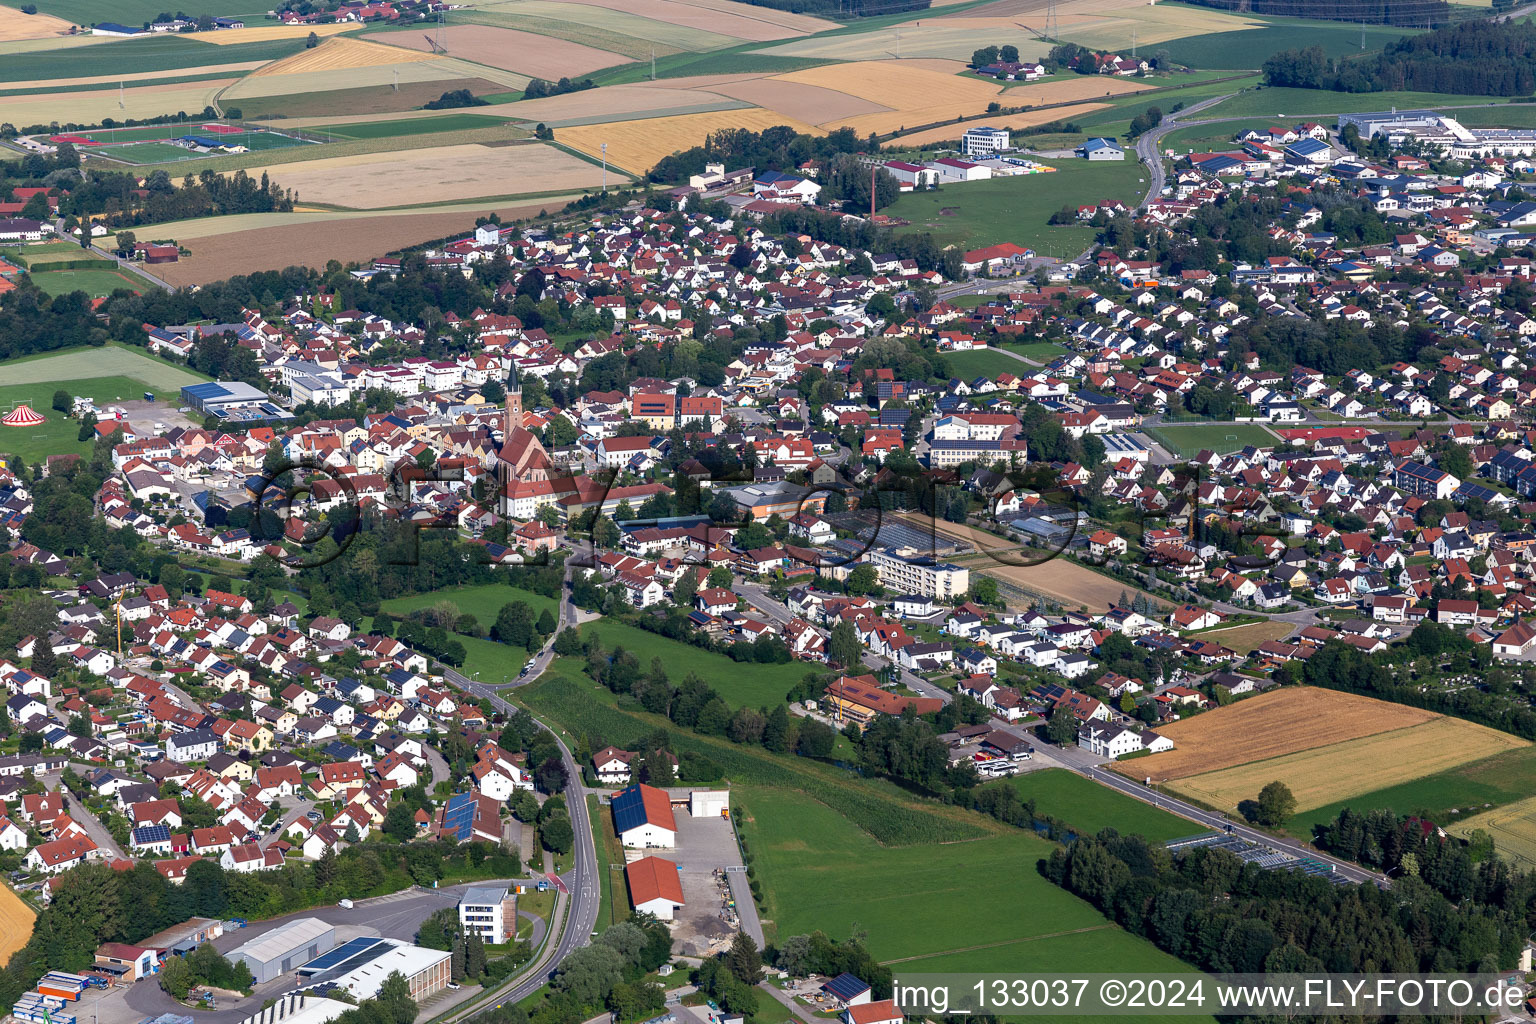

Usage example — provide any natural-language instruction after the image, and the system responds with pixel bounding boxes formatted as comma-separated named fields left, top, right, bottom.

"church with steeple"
left=496, top=368, right=559, bottom=518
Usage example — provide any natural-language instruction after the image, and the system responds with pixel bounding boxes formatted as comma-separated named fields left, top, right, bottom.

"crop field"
left=224, top=55, right=526, bottom=100
left=1449, top=798, right=1536, bottom=868
left=557, top=0, right=834, bottom=42
left=251, top=141, right=605, bottom=208
left=558, top=106, right=819, bottom=173
left=1146, top=422, right=1280, bottom=455
left=198, top=23, right=356, bottom=45
left=1189, top=618, right=1296, bottom=655
left=1, top=78, right=235, bottom=125
left=574, top=619, right=804, bottom=709
left=770, top=60, right=1003, bottom=134
left=1205, top=87, right=1525, bottom=120
left=884, top=157, right=1142, bottom=255
left=0, top=34, right=306, bottom=84
left=1167, top=717, right=1527, bottom=813
left=381, top=583, right=560, bottom=629
left=306, top=113, right=513, bottom=139
left=1002, top=769, right=1196, bottom=842
left=1114, top=688, right=1443, bottom=783
left=700, top=75, right=889, bottom=124
left=755, top=22, right=1052, bottom=63
left=27, top=266, right=145, bottom=297
left=238, top=77, right=508, bottom=119
left=1289, top=745, right=1536, bottom=839
left=0, top=3, right=73, bottom=40
left=363, top=24, right=625, bottom=78
left=0, top=884, right=34, bottom=965
left=28, top=0, right=271, bottom=27
left=458, top=0, right=739, bottom=54
left=151, top=193, right=579, bottom=285
left=247, top=35, right=439, bottom=77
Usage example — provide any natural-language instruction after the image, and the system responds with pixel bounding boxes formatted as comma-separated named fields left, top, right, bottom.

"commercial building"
left=138, top=918, right=224, bottom=957
left=866, top=547, right=968, bottom=600
left=227, top=917, right=336, bottom=984
left=611, top=782, right=677, bottom=848
left=1076, top=137, right=1125, bottom=160
left=625, top=857, right=685, bottom=921
left=459, top=886, right=517, bottom=945
left=179, top=381, right=290, bottom=423
left=297, top=938, right=451, bottom=1001
left=234, top=992, right=353, bottom=1024
left=821, top=674, right=944, bottom=730
left=961, top=126, right=1010, bottom=157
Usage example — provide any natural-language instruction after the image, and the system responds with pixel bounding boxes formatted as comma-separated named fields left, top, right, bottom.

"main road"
left=437, top=559, right=602, bottom=1015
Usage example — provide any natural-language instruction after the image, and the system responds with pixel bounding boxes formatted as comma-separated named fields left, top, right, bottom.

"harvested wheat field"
left=363, top=24, right=624, bottom=77
left=249, top=36, right=440, bottom=76
left=566, top=0, right=833, bottom=40
left=0, top=883, right=33, bottom=963
left=11, top=79, right=235, bottom=127
left=755, top=24, right=1050, bottom=63
left=702, top=77, right=891, bottom=124
left=889, top=103, right=1106, bottom=145
left=0, top=3, right=74, bottom=39
left=225, top=56, right=523, bottom=99
left=1171, top=717, right=1528, bottom=813
left=1114, top=688, right=1442, bottom=783
left=159, top=196, right=579, bottom=284
left=768, top=60, right=1004, bottom=132
left=1450, top=795, right=1536, bottom=869
left=5, top=61, right=267, bottom=89
left=559, top=106, right=819, bottom=173
left=200, top=22, right=357, bottom=44
left=258, top=142, right=608, bottom=208
left=1004, top=75, right=1155, bottom=101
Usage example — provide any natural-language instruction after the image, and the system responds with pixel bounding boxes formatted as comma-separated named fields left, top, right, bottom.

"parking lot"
left=651, top=793, right=763, bottom=955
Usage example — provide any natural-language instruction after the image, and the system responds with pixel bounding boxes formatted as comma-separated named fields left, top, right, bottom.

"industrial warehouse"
left=227, top=919, right=338, bottom=985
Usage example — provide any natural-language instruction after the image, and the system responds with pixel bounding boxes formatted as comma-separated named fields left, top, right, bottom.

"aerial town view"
left=14, top=0, right=1536, bottom=1018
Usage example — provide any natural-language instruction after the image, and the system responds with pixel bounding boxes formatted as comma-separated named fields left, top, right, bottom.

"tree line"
left=1183, top=0, right=1448, bottom=27
left=1263, top=19, right=1536, bottom=94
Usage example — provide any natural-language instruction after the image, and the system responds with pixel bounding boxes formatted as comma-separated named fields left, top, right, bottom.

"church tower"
left=504, top=366, right=523, bottom=434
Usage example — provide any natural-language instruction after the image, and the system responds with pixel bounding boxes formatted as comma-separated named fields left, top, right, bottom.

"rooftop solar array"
left=441, top=792, right=474, bottom=842
left=1165, top=833, right=1351, bottom=885
left=296, top=937, right=380, bottom=977
left=133, top=824, right=171, bottom=844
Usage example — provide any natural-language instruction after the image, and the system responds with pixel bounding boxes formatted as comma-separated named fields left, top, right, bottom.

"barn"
left=624, top=856, right=685, bottom=921
left=611, top=782, right=676, bottom=848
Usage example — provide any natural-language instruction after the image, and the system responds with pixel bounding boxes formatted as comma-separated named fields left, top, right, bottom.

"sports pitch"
left=59, top=122, right=319, bottom=165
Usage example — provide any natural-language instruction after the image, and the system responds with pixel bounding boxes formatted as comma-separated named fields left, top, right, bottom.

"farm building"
left=690, top=790, right=729, bottom=817
left=625, top=856, right=685, bottom=920
left=611, top=783, right=677, bottom=848
left=822, top=974, right=872, bottom=1008
left=227, top=917, right=336, bottom=984
left=846, top=999, right=903, bottom=1024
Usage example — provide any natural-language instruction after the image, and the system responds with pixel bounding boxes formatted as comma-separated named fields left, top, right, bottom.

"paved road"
left=435, top=560, right=602, bottom=1016
left=1132, top=93, right=1236, bottom=208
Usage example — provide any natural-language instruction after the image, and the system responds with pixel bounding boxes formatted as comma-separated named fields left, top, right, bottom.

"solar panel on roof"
left=297, top=937, right=386, bottom=977
left=133, top=824, right=171, bottom=844
left=442, top=792, right=474, bottom=841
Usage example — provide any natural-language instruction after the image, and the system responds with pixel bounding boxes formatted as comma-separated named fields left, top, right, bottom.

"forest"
left=1263, top=19, right=1536, bottom=94
left=727, top=0, right=927, bottom=16
left=1044, top=831, right=1521, bottom=976
left=1182, top=0, right=1448, bottom=26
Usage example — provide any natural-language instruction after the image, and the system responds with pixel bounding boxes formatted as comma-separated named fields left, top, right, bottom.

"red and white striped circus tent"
left=1, top=405, right=45, bottom=427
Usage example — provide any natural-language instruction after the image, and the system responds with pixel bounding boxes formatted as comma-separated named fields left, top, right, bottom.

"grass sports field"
left=0, top=883, right=34, bottom=965
left=1189, top=618, right=1296, bottom=655
left=1003, top=769, right=1196, bottom=842
left=1146, top=422, right=1279, bottom=456
left=0, top=343, right=207, bottom=389
left=885, top=158, right=1142, bottom=256
left=27, top=266, right=146, bottom=297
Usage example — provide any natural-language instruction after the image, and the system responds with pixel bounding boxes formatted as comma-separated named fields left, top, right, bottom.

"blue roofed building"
left=821, top=974, right=872, bottom=1008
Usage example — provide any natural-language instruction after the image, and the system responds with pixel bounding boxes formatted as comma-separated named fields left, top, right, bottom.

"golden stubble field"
left=558, top=106, right=821, bottom=173
left=1116, top=688, right=1441, bottom=782
left=0, top=3, right=76, bottom=39
left=0, top=882, right=34, bottom=963
left=1170, top=717, right=1528, bottom=812
left=256, top=142, right=608, bottom=208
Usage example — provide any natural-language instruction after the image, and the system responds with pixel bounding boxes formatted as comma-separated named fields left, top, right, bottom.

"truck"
left=337, top=899, right=354, bottom=909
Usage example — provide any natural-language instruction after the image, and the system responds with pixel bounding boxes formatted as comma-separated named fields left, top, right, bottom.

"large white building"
left=961, top=126, right=1010, bottom=157
left=459, top=886, right=517, bottom=945
left=867, top=547, right=968, bottom=600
